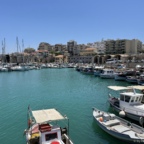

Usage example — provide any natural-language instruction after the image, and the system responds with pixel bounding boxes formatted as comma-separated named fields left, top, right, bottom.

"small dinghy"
left=93, top=107, right=144, bottom=144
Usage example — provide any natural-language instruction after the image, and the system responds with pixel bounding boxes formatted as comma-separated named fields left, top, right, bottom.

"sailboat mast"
left=22, top=39, right=24, bottom=52
left=2, top=40, right=4, bottom=63
left=3, top=38, right=5, bottom=54
left=1, top=38, right=6, bottom=63
left=16, top=37, right=19, bottom=53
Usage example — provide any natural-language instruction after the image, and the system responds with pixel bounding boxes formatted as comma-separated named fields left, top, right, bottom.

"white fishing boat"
left=93, top=66, right=104, bottom=76
left=24, top=106, right=73, bottom=144
left=108, top=85, right=144, bottom=126
left=93, top=107, right=144, bottom=144
left=11, top=65, right=28, bottom=71
left=100, top=69, right=116, bottom=79
left=0, top=66, right=8, bottom=72
left=80, top=65, right=94, bottom=75
left=126, top=76, right=139, bottom=84
left=114, top=69, right=135, bottom=81
left=137, top=75, right=144, bottom=85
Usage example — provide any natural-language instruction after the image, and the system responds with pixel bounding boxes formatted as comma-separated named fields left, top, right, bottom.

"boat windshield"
left=125, top=96, right=131, bottom=102
left=120, top=94, right=131, bottom=103
left=45, top=132, right=58, bottom=141
left=120, top=94, right=124, bottom=101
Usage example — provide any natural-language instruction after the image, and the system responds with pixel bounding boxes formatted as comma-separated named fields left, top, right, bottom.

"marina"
left=0, top=67, right=143, bottom=144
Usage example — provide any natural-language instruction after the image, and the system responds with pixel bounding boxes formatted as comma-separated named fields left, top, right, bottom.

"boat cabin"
left=28, top=123, right=65, bottom=144
left=119, top=91, right=143, bottom=107
left=108, top=86, right=144, bottom=108
left=39, top=124, right=65, bottom=144
left=101, top=69, right=114, bottom=74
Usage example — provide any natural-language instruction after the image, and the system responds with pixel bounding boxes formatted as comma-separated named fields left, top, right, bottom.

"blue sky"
left=0, top=0, right=144, bottom=53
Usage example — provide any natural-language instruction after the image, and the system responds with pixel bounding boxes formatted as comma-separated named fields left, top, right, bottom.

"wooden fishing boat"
left=24, top=106, right=73, bottom=144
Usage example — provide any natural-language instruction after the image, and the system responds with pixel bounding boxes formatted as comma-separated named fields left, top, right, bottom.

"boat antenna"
left=133, top=88, right=136, bottom=94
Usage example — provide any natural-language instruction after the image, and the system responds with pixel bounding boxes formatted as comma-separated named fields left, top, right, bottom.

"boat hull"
left=114, top=74, right=126, bottom=81
left=100, top=74, right=115, bottom=79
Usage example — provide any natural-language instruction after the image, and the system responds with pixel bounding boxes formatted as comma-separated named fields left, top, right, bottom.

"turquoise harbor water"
left=0, top=68, right=132, bottom=144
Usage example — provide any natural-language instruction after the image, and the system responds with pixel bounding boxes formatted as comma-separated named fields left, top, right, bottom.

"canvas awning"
left=32, top=108, right=66, bottom=123
left=108, top=86, right=131, bottom=91
left=128, top=86, right=144, bottom=90
left=108, top=85, right=144, bottom=91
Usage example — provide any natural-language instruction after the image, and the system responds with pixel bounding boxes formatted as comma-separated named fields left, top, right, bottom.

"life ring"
left=51, top=141, right=60, bottom=144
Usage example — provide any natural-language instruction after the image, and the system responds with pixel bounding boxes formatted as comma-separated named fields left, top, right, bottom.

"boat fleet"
left=76, top=64, right=144, bottom=85
left=0, top=63, right=77, bottom=72
left=17, top=62, right=144, bottom=143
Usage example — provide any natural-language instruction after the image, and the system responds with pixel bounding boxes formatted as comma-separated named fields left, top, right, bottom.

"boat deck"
left=102, top=119, right=120, bottom=127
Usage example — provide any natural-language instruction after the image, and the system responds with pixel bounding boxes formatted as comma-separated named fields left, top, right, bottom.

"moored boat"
left=137, top=75, right=144, bottom=85
left=126, top=76, right=139, bottom=84
left=93, top=66, right=104, bottom=76
left=108, top=86, right=144, bottom=125
left=24, top=106, right=74, bottom=144
left=100, top=69, right=116, bottom=79
left=93, top=107, right=144, bottom=144
left=80, top=65, right=94, bottom=75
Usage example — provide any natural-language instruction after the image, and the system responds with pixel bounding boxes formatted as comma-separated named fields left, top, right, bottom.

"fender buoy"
left=99, top=117, right=103, bottom=122
left=119, top=110, right=125, bottom=117
left=27, top=134, right=31, bottom=140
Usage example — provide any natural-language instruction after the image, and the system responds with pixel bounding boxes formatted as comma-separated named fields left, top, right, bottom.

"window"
left=140, top=96, right=142, bottom=102
left=120, top=94, right=124, bottom=101
left=135, top=97, right=139, bottom=102
left=131, top=97, right=134, bottom=103
left=45, top=133, right=57, bottom=141
left=125, top=96, right=130, bottom=102
left=139, top=96, right=142, bottom=102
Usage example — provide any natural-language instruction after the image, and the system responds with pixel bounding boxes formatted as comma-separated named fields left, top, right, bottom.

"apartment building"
left=105, top=39, right=142, bottom=55
left=87, top=40, right=106, bottom=54
left=54, top=44, right=67, bottom=53
left=67, top=40, right=78, bottom=55
left=38, top=42, right=53, bottom=51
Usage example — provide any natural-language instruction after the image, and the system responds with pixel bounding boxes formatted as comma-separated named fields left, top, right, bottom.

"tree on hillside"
left=24, top=48, right=35, bottom=53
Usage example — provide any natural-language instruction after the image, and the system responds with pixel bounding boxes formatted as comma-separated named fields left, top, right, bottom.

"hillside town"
left=0, top=39, right=144, bottom=66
